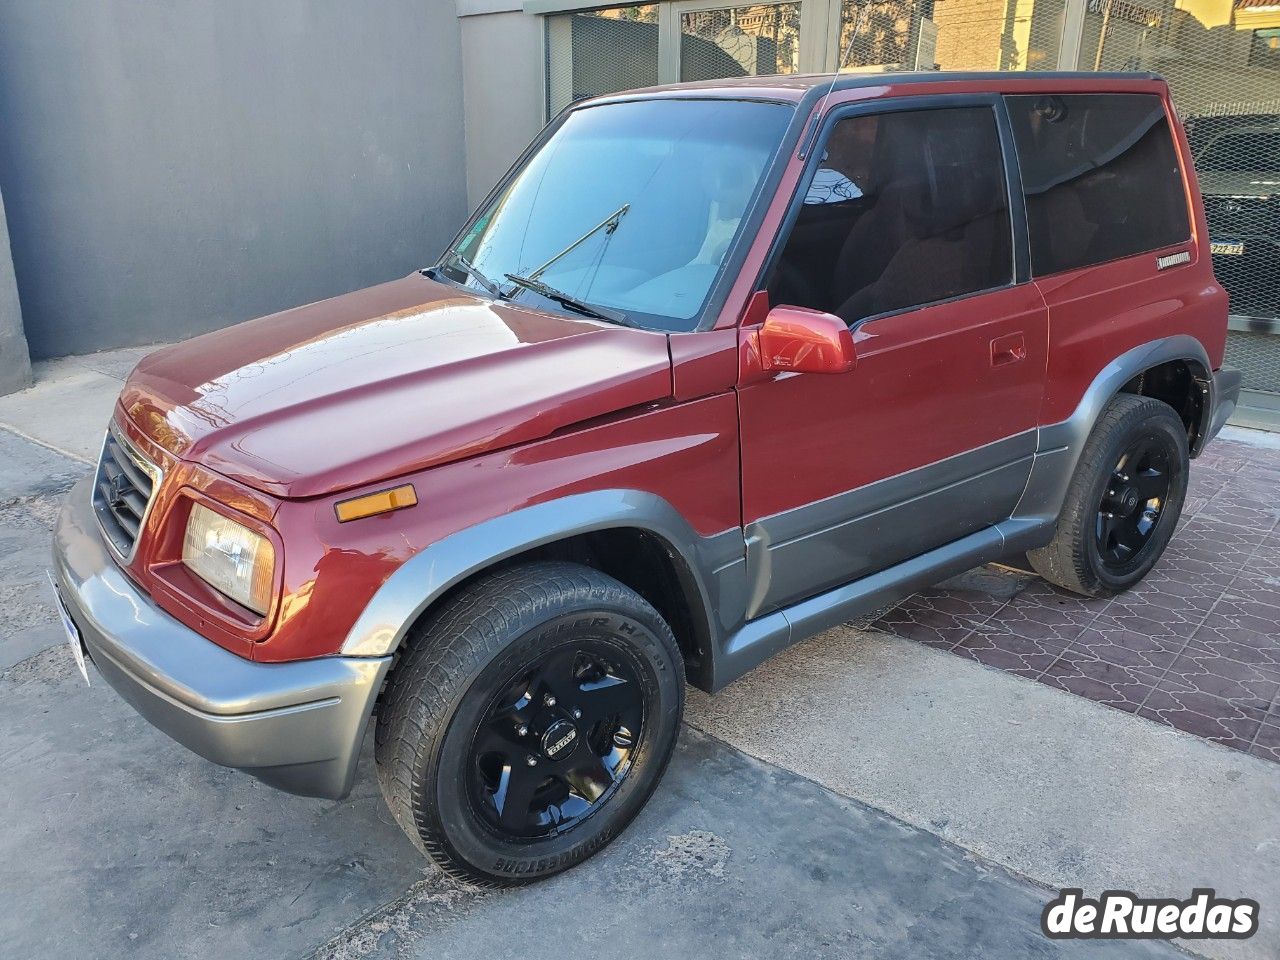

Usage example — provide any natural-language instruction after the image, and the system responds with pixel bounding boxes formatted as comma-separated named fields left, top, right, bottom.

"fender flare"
left=340, top=489, right=735, bottom=658
left=1014, top=334, right=1212, bottom=522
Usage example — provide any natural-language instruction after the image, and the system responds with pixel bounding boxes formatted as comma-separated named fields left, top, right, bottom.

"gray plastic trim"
left=1012, top=335, right=1212, bottom=524
left=714, top=334, right=1221, bottom=690
left=712, top=514, right=1054, bottom=691
left=745, top=430, right=1036, bottom=615
left=341, top=489, right=743, bottom=658
left=1208, top=366, right=1242, bottom=442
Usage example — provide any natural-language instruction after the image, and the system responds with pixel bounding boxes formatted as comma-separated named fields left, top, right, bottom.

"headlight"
left=182, top=502, right=275, bottom=615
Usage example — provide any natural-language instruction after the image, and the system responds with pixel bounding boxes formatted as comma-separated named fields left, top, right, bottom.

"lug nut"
left=571, top=708, right=582, bottom=720
left=516, top=724, right=529, bottom=737
left=526, top=756, right=538, bottom=767
left=543, top=694, right=557, bottom=707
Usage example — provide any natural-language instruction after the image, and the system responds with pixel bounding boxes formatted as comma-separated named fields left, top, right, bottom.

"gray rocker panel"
left=744, top=430, right=1037, bottom=617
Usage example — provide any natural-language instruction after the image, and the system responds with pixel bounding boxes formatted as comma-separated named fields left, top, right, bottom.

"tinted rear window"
left=1006, top=94, right=1190, bottom=276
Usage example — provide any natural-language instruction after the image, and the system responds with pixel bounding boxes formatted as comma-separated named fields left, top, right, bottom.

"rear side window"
left=1006, top=94, right=1190, bottom=276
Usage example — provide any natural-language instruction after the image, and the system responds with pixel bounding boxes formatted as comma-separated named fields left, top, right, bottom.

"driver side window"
left=768, top=106, right=1014, bottom=325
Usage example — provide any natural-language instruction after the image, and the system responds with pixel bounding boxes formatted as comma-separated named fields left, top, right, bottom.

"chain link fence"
left=545, top=0, right=1280, bottom=407
left=1079, top=0, right=1280, bottom=401
left=545, top=6, right=660, bottom=116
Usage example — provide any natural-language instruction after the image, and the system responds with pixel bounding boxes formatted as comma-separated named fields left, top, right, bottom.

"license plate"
left=1210, top=241, right=1245, bottom=256
left=47, top=570, right=90, bottom=686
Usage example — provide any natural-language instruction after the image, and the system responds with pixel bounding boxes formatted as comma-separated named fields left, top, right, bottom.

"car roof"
left=581, top=70, right=1165, bottom=108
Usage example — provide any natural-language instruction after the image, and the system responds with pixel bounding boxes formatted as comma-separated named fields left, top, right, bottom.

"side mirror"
left=758, top=305, right=857, bottom=375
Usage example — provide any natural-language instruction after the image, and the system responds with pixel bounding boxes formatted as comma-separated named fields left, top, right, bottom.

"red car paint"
left=105, top=72, right=1227, bottom=664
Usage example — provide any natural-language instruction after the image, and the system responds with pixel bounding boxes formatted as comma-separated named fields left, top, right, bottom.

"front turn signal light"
left=334, top=484, right=418, bottom=523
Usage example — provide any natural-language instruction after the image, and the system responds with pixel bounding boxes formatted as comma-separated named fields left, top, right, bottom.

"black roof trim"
left=578, top=70, right=1166, bottom=113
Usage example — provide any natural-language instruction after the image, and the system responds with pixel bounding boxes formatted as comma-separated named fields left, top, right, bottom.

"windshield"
left=444, top=98, right=794, bottom=331
left=1197, top=131, right=1280, bottom=174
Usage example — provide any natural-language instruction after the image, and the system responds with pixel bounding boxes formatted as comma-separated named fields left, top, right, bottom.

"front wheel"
left=1029, top=393, right=1189, bottom=597
left=374, top=561, right=684, bottom=886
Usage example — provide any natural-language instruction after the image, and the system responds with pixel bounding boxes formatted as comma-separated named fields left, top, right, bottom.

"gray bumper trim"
left=1208, top=366, right=1242, bottom=444
left=51, top=477, right=391, bottom=799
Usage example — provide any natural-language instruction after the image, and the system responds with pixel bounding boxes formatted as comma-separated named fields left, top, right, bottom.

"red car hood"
left=119, top=274, right=674, bottom=499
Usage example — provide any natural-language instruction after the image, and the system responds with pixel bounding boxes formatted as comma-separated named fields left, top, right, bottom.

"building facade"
left=1, top=0, right=1278, bottom=423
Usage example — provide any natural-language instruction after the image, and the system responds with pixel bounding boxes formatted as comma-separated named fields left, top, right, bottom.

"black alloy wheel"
left=375, top=561, right=684, bottom=885
left=1029, top=393, right=1189, bottom=597
left=468, top=641, right=645, bottom=840
left=1095, top=436, right=1175, bottom=573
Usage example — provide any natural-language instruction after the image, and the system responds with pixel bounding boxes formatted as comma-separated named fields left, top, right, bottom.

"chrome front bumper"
left=51, top=477, right=392, bottom=799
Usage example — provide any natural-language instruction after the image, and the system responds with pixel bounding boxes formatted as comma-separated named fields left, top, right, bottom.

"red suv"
left=52, top=71, right=1240, bottom=885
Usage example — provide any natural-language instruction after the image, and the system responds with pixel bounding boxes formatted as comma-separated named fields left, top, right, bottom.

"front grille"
left=93, top=427, right=161, bottom=560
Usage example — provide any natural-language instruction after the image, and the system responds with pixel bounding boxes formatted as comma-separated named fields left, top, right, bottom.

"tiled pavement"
left=873, top=434, right=1280, bottom=763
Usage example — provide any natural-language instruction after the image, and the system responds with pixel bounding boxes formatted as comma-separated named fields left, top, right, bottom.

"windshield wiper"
left=503, top=273, right=637, bottom=328
left=527, top=204, right=630, bottom=280
left=429, top=251, right=506, bottom=299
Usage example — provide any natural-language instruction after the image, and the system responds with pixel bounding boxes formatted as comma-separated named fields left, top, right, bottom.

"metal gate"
left=1076, top=0, right=1280, bottom=427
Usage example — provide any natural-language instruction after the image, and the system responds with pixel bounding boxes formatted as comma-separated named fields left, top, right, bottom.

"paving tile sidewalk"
left=874, top=430, right=1280, bottom=763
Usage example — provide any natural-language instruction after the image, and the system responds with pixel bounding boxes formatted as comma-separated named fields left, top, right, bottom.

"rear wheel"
left=1029, top=393, right=1189, bottom=597
left=374, top=561, right=684, bottom=886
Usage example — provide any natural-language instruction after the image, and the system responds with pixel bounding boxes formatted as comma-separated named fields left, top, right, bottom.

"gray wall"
left=0, top=185, right=32, bottom=393
left=459, top=7, right=546, bottom=207
left=0, top=0, right=470, bottom=360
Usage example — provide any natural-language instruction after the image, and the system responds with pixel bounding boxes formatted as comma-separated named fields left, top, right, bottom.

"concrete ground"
left=1, top=346, right=1277, bottom=959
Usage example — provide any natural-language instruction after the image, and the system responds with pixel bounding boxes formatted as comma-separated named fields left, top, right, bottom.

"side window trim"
left=754, top=93, right=1024, bottom=329
left=842, top=275, right=1030, bottom=331
left=995, top=96, right=1032, bottom=286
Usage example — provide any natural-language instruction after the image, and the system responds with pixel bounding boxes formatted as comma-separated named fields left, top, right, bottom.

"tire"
left=1029, top=393, right=1189, bottom=598
left=374, top=561, right=684, bottom=886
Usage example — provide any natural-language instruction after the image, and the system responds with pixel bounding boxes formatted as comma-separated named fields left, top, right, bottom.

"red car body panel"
left=121, top=274, right=674, bottom=499
left=739, top=281, right=1049, bottom=523
left=114, top=377, right=742, bottom=662
left=103, top=72, right=1229, bottom=666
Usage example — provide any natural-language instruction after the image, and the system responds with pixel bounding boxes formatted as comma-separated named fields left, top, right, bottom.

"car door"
left=738, top=96, right=1048, bottom=616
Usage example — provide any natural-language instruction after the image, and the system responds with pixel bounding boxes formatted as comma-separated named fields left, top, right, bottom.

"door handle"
left=990, top=333, right=1026, bottom=367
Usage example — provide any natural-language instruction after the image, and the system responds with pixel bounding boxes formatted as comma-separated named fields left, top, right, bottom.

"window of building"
left=769, top=106, right=1012, bottom=324
left=543, top=0, right=1071, bottom=119
left=836, top=0, right=917, bottom=69
left=680, top=3, right=803, bottom=81
left=1005, top=94, right=1190, bottom=277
